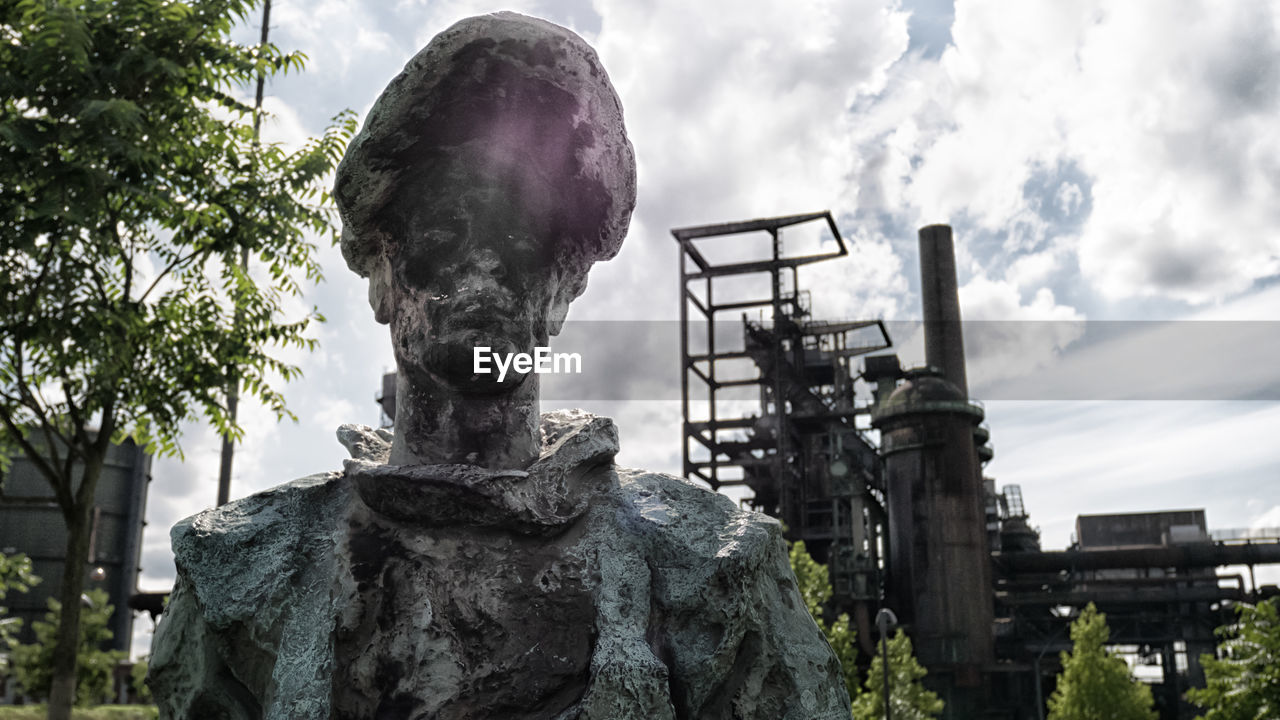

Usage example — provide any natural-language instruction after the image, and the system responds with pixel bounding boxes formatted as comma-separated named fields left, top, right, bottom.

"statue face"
left=381, top=142, right=564, bottom=393
left=339, top=14, right=637, bottom=402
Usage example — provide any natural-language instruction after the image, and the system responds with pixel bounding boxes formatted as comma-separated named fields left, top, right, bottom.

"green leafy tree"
left=1047, top=603, right=1157, bottom=720
left=0, top=1, right=353, bottom=717
left=851, top=629, right=944, bottom=720
left=789, top=540, right=860, bottom=699
left=1186, top=598, right=1280, bottom=720
left=10, top=588, right=126, bottom=706
left=1, top=551, right=40, bottom=673
left=129, top=655, right=152, bottom=703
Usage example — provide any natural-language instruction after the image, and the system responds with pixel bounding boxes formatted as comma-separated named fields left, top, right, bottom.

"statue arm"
left=148, top=472, right=346, bottom=719
left=148, top=575, right=262, bottom=720
left=630, top=471, right=851, bottom=719
left=743, top=533, right=854, bottom=720
left=660, top=527, right=852, bottom=720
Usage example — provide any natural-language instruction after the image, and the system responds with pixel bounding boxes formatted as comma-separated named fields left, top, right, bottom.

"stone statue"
left=149, top=12, right=851, bottom=720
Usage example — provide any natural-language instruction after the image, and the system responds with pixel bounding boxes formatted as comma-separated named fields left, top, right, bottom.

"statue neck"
left=388, top=371, right=541, bottom=470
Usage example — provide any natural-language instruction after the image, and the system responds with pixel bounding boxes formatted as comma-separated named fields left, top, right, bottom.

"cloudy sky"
left=130, top=0, right=1280, bottom=654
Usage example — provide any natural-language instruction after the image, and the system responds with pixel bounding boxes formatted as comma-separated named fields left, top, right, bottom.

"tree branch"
left=84, top=250, right=113, bottom=305
left=24, top=365, right=74, bottom=454
left=77, top=399, right=117, bottom=509
left=8, top=341, right=75, bottom=504
left=60, top=378, right=90, bottom=482
left=137, top=247, right=204, bottom=303
left=94, top=399, right=116, bottom=458
left=118, top=210, right=135, bottom=303
left=16, top=234, right=60, bottom=325
left=0, top=402, right=73, bottom=511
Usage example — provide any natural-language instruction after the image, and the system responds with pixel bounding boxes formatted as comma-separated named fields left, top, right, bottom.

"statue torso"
left=332, top=476, right=602, bottom=719
left=150, top=412, right=853, bottom=720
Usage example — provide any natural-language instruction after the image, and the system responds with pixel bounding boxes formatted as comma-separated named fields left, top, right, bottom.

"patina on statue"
left=149, top=12, right=850, bottom=720
left=334, top=10, right=635, bottom=472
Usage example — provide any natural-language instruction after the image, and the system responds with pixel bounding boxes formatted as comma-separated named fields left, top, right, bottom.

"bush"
left=1186, top=597, right=1280, bottom=720
left=788, top=540, right=860, bottom=699
left=9, top=589, right=126, bottom=705
left=0, top=707, right=157, bottom=720
left=0, top=552, right=40, bottom=674
left=851, top=629, right=944, bottom=720
left=1047, top=603, right=1156, bottom=720
left=129, top=657, right=151, bottom=703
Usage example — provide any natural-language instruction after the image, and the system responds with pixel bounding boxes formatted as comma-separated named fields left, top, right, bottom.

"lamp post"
left=1034, top=611, right=1074, bottom=720
left=1033, top=641, right=1052, bottom=720
left=876, top=608, right=898, bottom=720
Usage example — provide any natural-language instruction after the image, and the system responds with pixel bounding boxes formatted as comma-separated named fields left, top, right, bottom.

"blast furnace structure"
left=674, top=213, right=1280, bottom=720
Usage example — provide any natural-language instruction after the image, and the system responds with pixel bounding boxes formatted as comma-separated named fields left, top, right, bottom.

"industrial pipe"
left=994, top=542, right=1280, bottom=574
left=996, top=573, right=1247, bottom=593
left=999, top=585, right=1248, bottom=606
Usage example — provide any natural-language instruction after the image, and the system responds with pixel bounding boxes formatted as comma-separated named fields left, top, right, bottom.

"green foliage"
left=851, top=629, right=944, bottom=720
left=0, top=551, right=40, bottom=673
left=789, top=540, right=834, bottom=619
left=0, top=707, right=158, bottom=720
left=0, top=551, right=39, bottom=596
left=0, top=2, right=351, bottom=713
left=1186, top=598, right=1280, bottom=720
left=129, top=656, right=152, bottom=703
left=788, top=541, right=938, bottom=715
left=0, top=0, right=356, bottom=463
left=788, top=540, right=860, bottom=699
left=825, top=611, right=860, bottom=701
left=1047, top=603, right=1157, bottom=720
left=10, top=589, right=126, bottom=705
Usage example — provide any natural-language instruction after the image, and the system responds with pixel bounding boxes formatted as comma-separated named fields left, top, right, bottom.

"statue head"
left=335, top=12, right=636, bottom=393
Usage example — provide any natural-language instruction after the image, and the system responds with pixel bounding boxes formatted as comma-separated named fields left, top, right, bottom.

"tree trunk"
left=46, top=451, right=105, bottom=720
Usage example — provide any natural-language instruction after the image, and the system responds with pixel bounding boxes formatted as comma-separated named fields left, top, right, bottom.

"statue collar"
left=339, top=410, right=618, bottom=534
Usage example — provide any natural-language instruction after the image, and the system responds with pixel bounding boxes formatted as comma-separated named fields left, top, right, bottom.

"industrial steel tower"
left=869, top=226, right=994, bottom=717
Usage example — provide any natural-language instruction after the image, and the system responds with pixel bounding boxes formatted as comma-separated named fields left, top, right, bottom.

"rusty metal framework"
left=673, top=215, right=1280, bottom=720
left=991, top=509, right=1258, bottom=719
left=673, top=211, right=890, bottom=604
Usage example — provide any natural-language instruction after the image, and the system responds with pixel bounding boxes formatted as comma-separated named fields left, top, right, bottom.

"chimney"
left=918, top=224, right=968, bottom=398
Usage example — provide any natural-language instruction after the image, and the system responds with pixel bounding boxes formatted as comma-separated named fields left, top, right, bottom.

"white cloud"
left=1192, top=281, right=1280, bottom=320
left=271, top=0, right=404, bottom=86
left=575, top=0, right=912, bottom=320
left=981, top=317, right=1280, bottom=402
left=987, top=400, right=1280, bottom=549
left=1055, top=182, right=1082, bottom=218
left=843, top=0, right=1280, bottom=306
left=1069, top=2, right=1280, bottom=303
left=802, top=227, right=910, bottom=321
left=1251, top=505, right=1280, bottom=531
left=958, top=275, right=1085, bottom=388
left=256, top=96, right=312, bottom=152
left=1004, top=246, right=1066, bottom=295
left=894, top=2, right=1088, bottom=230
left=123, top=3, right=1280, bottom=662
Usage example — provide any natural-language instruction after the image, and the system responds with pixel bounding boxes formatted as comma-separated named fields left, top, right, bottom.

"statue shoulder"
left=610, top=468, right=851, bottom=716
left=613, top=467, right=784, bottom=568
left=157, top=472, right=348, bottom=718
left=170, top=471, right=348, bottom=625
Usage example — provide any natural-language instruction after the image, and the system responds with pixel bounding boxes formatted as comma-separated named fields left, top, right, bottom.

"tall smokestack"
left=918, top=224, right=968, bottom=398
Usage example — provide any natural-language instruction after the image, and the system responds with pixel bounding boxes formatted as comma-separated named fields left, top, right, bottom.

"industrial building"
left=0, top=438, right=150, bottom=653
left=673, top=212, right=1280, bottom=719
